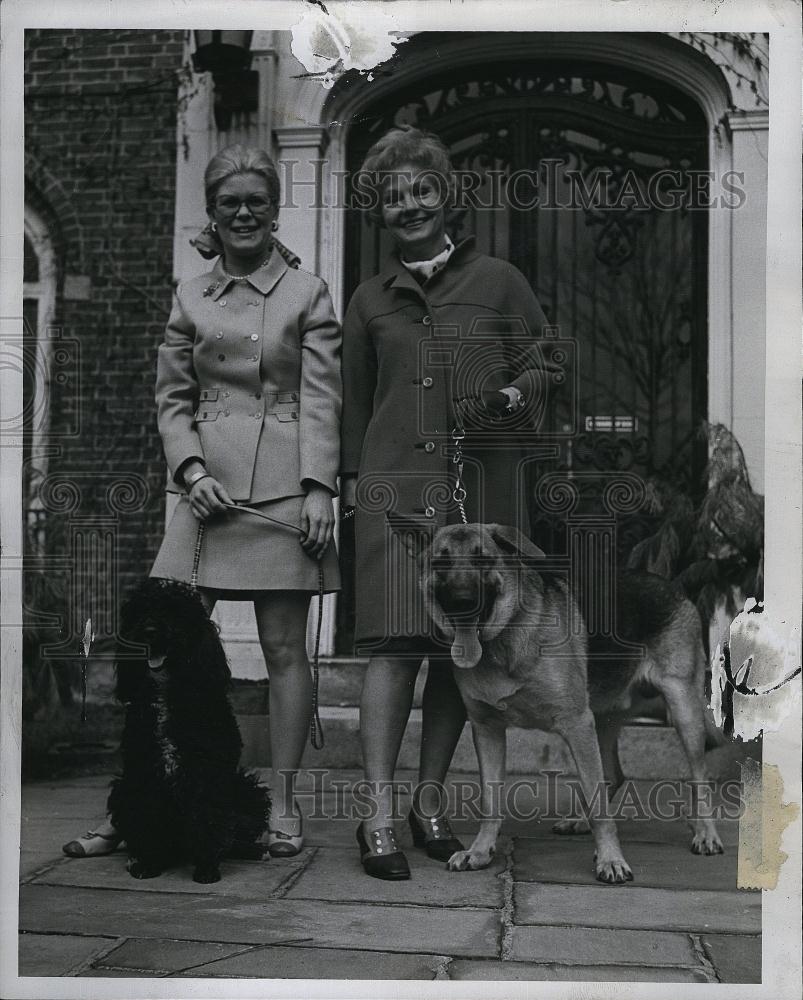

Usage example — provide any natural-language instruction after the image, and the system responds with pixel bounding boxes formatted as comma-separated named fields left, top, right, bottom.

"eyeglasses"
left=213, top=195, right=275, bottom=217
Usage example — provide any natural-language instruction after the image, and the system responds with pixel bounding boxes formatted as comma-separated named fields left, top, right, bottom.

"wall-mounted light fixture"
left=192, top=30, right=259, bottom=132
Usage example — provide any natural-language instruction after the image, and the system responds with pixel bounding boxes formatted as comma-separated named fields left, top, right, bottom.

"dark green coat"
left=341, top=237, right=551, bottom=651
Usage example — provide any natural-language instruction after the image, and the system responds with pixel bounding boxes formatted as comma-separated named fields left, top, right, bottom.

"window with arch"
left=23, top=207, right=58, bottom=551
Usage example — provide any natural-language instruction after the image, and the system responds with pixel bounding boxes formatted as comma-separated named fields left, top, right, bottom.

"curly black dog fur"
left=107, top=578, right=271, bottom=883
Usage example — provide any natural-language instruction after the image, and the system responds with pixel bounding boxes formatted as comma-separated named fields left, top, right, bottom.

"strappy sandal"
left=62, top=829, right=123, bottom=858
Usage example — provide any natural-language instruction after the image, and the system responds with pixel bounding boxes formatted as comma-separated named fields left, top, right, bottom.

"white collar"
left=400, top=235, right=455, bottom=281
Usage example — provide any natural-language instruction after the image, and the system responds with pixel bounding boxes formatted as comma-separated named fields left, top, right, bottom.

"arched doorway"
left=335, top=42, right=709, bottom=652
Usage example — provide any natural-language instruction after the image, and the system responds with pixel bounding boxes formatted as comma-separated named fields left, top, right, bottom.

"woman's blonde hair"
left=204, top=144, right=281, bottom=210
left=357, top=125, right=454, bottom=222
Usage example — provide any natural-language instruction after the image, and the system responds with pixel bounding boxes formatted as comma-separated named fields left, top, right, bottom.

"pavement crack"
left=21, top=856, right=75, bottom=883
left=690, top=933, right=720, bottom=983
left=66, top=936, right=129, bottom=976
left=497, top=836, right=516, bottom=960
left=267, top=846, right=319, bottom=898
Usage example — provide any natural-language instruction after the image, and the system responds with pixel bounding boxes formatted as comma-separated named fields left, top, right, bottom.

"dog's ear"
left=485, top=524, right=545, bottom=562
left=386, top=510, right=434, bottom=560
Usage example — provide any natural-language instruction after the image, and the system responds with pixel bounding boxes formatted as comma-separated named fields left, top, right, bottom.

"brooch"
left=203, top=282, right=219, bottom=297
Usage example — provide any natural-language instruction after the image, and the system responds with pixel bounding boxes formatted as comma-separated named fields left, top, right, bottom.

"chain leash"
left=451, top=398, right=470, bottom=525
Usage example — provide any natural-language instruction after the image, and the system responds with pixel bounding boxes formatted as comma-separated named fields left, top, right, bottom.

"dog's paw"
left=593, top=853, right=634, bottom=885
left=192, top=864, right=221, bottom=884
left=127, top=858, right=162, bottom=880
left=691, top=831, right=725, bottom=856
left=446, top=848, right=494, bottom=872
left=552, top=818, right=591, bottom=836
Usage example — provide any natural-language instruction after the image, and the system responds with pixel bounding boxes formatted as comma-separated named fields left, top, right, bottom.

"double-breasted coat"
left=341, top=236, right=550, bottom=650
left=150, top=251, right=342, bottom=593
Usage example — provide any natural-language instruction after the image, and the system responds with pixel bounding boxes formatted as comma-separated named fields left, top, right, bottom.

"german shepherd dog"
left=392, top=519, right=723, bottom=883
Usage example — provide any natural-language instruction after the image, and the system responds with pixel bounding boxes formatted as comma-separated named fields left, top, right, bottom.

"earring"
left=271, top=221, right=279, bottom=232
left=210, top=221, right=218, bottom=232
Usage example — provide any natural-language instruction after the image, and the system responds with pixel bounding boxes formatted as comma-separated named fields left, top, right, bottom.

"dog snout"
left=435, top=576, right=482, bottom=617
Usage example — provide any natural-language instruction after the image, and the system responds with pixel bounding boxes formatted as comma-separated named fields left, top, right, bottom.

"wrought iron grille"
left=337, top=47, right=709, bottom=651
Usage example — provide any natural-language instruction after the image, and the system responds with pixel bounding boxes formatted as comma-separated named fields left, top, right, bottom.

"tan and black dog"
left=391, top=518, right=723, bottom=883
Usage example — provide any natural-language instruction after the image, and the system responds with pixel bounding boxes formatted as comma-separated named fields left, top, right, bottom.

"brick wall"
left=24, top=29, right=185, bottom=635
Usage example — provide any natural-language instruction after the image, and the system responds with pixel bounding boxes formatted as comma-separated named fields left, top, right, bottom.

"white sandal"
left=267, top=802, right=303, bottom=858
left=62, top=829, right=123, bottom=858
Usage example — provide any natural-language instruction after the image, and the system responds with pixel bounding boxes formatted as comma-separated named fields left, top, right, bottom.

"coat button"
left=424, top=441, right=435, bottom=453
left=224, top=391, right=230, bottom=397
left=254, top=412, right=262, bottom=419
left=422, top=377, right=433, bottom=388
left=424, top=506, right=435, bottom=518
left=250, top=334, right=259, bottom=341
left=224, top=410, right=230, bottom=416
left=250, top=355, right=258, bottom=361
left=215, top=331, right=223, bottom=339
left=422, top=314, right=431, bottom=325
left=219, top=299, right=227, bottom=307
left=254, top=392, right=262, bottom=400
left=218, top=354, right=225, bottom=361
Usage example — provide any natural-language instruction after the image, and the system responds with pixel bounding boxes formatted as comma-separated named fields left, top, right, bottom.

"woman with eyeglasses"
left=62, top=144, right=341, bottom=862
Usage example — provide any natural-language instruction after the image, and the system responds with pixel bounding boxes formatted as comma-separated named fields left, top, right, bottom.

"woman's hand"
left=300, top=486, right=335, bottom=560
left=188, top=475, right=233, bottom=520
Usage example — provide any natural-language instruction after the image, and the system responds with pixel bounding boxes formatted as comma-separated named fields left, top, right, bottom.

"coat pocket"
left=199, top=388, right=220, bottom=402
left=195, top=408, right=220, bottom=422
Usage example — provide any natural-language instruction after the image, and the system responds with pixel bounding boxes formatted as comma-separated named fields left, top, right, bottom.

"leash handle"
left=190, top=503, right=325, bottom=749
left=190, top=520, right=206, bottom=590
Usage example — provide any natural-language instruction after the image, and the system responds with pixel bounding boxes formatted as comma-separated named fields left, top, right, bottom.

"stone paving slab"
left=18, top=932, right=116, bottom=977
left=513, top=837, right=743, bottom=890
left=448, top=959, right=711, bottom=982
left=20, top=885, right=501, bottom=959
left=172, top=945, right=447, bottom=979
left=95, top=938, right=259, bottom=974
left=27, top=853, right=306, bottom=896
left=498, top=815, right=739, bottom=847
left=701, top=933, right=762, bottom=983
left=509, top=925, right=700, bottom=966
left=285, top=847, right=504, bottom=908
left=514, top=883, right=760, bottom=934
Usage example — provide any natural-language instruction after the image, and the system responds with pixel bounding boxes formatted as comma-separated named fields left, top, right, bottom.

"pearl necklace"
left=221, top=254, right=272, bottom=281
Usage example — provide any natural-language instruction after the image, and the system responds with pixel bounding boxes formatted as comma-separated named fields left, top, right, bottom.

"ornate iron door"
left=338, top=53, right=709, bottom=651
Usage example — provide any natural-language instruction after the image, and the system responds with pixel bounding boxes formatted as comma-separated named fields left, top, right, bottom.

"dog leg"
left=552, top=719, right=623, bottom=836
left=447, top=719, right=506, bottom=872
left=556, top=709, right=633, bottom=884
left=127, top=856, right=165, bottom=880
left=659, top=678, right=724, bottom=855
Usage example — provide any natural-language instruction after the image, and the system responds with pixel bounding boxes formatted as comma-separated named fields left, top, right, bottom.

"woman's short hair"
left=204, top=144, right=281, bottom=210
left=357, top=125, right=454, bottom=221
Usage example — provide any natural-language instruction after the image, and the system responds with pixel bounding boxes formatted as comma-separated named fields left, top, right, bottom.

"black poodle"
left=107, top=578, right=271, bottom=883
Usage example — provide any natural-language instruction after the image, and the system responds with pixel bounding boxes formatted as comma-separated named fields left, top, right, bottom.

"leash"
left=190, top=501, right=326, bottom=750
left=451, top=399, right=470, bottom=525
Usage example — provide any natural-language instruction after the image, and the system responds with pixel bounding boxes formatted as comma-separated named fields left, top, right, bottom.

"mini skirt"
left=149, top=494, right=340, bottom=599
